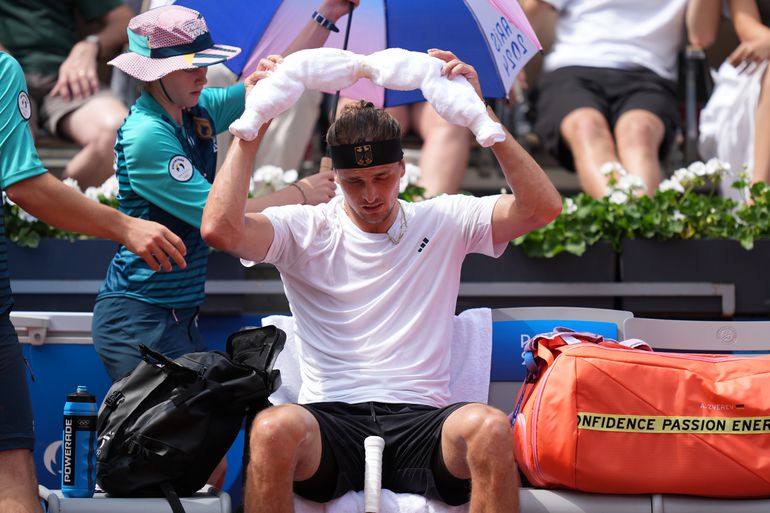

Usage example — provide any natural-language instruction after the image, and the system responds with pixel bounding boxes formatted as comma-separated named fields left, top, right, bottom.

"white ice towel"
left=230, top=48, right=505, bottom=147
left=261, top=307, right=493, bottom=513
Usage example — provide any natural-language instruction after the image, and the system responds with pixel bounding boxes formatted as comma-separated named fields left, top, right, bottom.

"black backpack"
left=95, top=326, right=285, bottom=510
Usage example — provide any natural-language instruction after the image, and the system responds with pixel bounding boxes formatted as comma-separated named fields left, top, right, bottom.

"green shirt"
left=0, top=52, right=48, bottom=312
left=0, top=0, right=121, bottom=74
left=98, top=83, right=246, bottom=308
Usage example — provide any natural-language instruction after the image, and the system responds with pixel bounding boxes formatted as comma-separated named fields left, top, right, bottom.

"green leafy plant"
left=514, top=160, right=770, bottom=257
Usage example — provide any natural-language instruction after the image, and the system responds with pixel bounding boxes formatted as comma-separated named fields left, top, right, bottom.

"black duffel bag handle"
left=139, top=344, right=199, bottom=383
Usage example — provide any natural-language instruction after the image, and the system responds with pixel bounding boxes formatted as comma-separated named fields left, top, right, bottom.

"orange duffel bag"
left=512, top=329, right=770, bottom=497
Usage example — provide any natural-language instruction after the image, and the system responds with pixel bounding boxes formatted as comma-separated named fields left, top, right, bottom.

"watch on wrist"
left=83, top=34, right=101, bottom=55
left=311, top=10, right=340, bottom=32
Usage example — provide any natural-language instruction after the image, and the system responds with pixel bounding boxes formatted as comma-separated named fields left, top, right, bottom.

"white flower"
left=61, top=177, right=81, bottom=193
left=600, top=161, right=626, bottom=177
left=672, top=210, right=686, bottom=222
left=659, top=178, right=685, bottom=193
left=688, top=161, right=707, bottom=177
left=673, top=167, right=696, bottom=186
left=616, top=174, right=646, bottom=193
left=16, top=208, right=37, bottom=223
left=404, top=163, right=421, bottom=185
left=608, top=191, right=629, bottom=205
left=99, top=175, right=119, bottom=199
left=251, top=165, right=300, bottom=193
left=564, top=197, right=577, bottom=214
left=282, top=169, right=298, bottom=184
left=399, top=163, right=422, bottom=193
left=83, top=187, right=101, bottom=201
left=400, top=163, right=421, bottom=193
left=252, top=165, right=284, bottom=185
left=705, top=158, right=729, bottom=177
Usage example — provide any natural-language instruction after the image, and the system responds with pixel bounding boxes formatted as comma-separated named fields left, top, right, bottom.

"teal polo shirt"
left=0, top=52, right=48, bottom=314
left=98, top=83, right=245, bottom=308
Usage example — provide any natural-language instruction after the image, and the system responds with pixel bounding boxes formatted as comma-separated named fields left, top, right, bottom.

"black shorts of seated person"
left=294, top=401, right=471, bottom=506
left=533, top=65, right=679, bottom=172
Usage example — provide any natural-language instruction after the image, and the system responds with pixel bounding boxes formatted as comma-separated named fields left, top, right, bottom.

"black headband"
left=329, top=139, right=403, bottom=169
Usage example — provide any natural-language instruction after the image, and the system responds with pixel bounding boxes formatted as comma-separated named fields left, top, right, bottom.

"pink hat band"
left=109, top=5, right=241, bottom=82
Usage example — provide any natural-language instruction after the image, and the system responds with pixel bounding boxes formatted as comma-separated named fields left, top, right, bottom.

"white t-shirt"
left=260, top=194, right=506, bottom=407
left=542, top=0, right=687, bottom=80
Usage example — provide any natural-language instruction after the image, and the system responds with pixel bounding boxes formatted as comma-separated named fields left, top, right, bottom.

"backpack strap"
left=160, top=482, right=187, bottom=513
left=139, top=344, right=198, bottom=382
left=511, top=374, right=538, bottom=422
left=617, top=338, right=653, bottom=352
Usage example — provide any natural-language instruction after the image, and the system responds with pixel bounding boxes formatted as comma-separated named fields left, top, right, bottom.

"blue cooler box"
left=16, top=312, right=267, bottom=508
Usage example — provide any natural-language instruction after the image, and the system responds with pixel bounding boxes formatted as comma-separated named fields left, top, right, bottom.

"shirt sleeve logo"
left=18, top=91, right=31, bottom=120
left=168, top=155, right=194, bottom=182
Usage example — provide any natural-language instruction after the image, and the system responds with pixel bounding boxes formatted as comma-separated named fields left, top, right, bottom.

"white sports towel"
left=230, top=48, right=505, bottom=147
left=261, top=307, right=493, bottom=513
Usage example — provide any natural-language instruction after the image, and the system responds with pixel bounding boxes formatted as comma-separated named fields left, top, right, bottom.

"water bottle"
left=62, top=385, right=97, bottom=498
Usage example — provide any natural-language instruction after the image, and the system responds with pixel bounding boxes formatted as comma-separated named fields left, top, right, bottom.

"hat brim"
left=109, top=43, right=241, bottom=82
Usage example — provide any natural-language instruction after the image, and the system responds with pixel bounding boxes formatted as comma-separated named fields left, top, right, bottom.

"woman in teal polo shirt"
left=93, top=5, right=337, bottom=381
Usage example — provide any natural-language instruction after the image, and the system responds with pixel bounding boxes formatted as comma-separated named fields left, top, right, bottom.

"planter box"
left=620, top=239, right=770, bottom=316
left=202, top=250, right=247, bottom=314
left=243, top=263, right=289, bottom=314
left=8, top=239, right=116, bottom=311
left=8, top=238, right=118, bottom=280
left=458, top=242, right=618, bottom=310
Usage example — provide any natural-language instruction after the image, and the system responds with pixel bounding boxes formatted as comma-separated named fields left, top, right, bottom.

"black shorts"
left=294, top=401, right=471, bottom=506
left=533, top=65, right=679, bottom=171
left=0, top=313, right=34, bottom=451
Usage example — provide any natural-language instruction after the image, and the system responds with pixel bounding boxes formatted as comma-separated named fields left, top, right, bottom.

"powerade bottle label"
left=62, top=385, right=97, bottom=498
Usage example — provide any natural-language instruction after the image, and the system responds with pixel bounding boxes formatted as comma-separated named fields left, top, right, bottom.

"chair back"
left=623, top=317, right=770, bottom=353
left=492, top=306, right=633, bottom=338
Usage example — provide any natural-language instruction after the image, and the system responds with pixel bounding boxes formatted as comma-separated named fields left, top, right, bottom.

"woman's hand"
left=729, top=37, right=770, bottom=70
left=295, top=171, right=337, bottom=205
left=244, top=55, right=283, bottom=98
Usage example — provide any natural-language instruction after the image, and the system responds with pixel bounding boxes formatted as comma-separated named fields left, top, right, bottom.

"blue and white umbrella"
left=179, top=0, right=542, bottom=107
